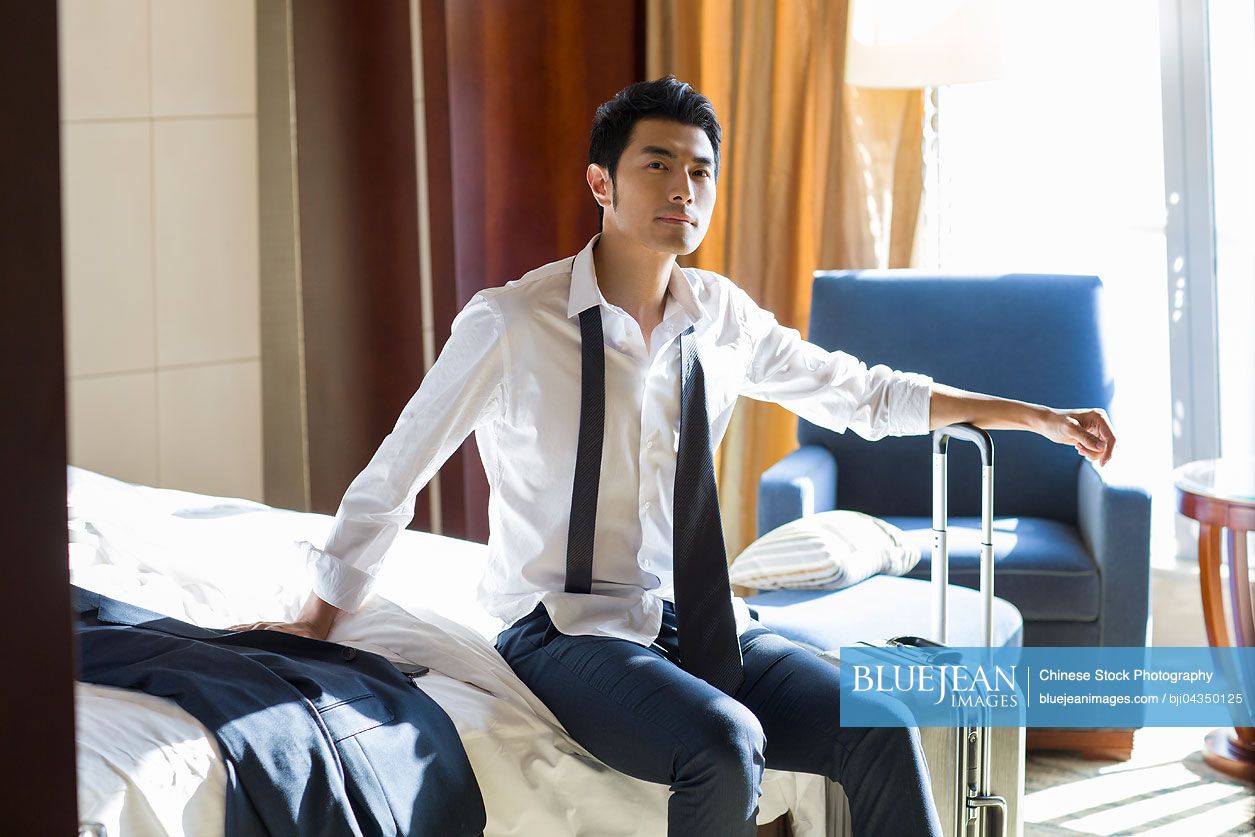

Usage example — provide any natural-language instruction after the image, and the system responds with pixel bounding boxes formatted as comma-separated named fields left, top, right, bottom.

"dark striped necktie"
left=565, top=305, right=744, bottom=696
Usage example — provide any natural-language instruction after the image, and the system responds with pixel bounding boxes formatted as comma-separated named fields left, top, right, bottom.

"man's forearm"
left=927, top=382, right=1051, bottom=433
left=300, top=591, right=345, bottom=636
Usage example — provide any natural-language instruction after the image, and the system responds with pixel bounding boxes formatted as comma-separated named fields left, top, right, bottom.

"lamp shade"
left=845, top=0, right=1004, bottom=88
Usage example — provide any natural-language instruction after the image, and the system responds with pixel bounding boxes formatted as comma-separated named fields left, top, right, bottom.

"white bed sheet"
left=68, top=467, right=843, bottom=836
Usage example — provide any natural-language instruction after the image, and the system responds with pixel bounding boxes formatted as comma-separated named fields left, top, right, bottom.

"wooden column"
left=259, top=0, right=433, bottom=529
left=0, top=1, right=77, bottom=829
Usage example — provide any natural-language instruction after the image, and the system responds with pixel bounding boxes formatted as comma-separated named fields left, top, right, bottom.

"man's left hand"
left=1037, top=407, right=1116, bottom=467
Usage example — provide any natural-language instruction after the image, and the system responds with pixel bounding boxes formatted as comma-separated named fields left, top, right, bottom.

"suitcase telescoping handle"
left=931, top=422, right=995, bottom=647
left=931, top=423, right=1007, bottom=837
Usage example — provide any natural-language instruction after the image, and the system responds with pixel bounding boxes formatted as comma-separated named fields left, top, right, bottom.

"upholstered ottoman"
left=745, top=575, right=1024, bottom=652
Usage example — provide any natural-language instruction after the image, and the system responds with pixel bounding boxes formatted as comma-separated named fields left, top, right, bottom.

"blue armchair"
left=749, top=272, right=1153, bottom=650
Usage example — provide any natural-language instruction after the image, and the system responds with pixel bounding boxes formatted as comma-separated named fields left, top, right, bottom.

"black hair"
left=588, top=74, right=722, bottom=226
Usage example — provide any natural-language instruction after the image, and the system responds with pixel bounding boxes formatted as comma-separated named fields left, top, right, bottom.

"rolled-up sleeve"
left=305, top=291, right=508, bottom=613
left=734, top=286, right=932, bottom=441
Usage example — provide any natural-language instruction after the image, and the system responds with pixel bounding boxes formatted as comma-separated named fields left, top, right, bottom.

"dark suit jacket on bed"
left=72, top=585, right=486, bottom=837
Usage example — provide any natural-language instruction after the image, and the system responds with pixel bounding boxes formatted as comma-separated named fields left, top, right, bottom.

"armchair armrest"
left=1077, top=460, right=1153, bottom=646
left=757, top=445, right=838, bottom=538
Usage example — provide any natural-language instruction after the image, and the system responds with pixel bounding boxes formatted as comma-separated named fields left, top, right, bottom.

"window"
left=1208, top=1, right=1255, bottom=464
left=920, top=1, right=1177, bottom=562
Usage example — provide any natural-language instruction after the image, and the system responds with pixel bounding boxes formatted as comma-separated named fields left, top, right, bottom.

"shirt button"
left=646, top=439, right=655, bottom=449
left=643, top=501, right=652, bottom=510
left=642, top=559, right=652, bottom=568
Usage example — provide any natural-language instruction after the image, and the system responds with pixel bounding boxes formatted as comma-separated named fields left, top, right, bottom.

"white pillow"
left=728, top=510, right=921, bottom=591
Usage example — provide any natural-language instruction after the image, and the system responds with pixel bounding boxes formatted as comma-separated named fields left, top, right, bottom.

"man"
left=237, top=76, right=1115, bottom=835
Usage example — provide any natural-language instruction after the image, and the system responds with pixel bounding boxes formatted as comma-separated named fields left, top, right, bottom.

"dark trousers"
left=494, top=599, right=943, bottom=836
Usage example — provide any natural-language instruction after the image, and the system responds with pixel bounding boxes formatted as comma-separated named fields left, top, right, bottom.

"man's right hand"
left=229, top=617, right=328, bottom=639
left=227, top=591, right=343, bottom=641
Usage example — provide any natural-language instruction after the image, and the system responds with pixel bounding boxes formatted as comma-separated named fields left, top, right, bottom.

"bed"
left=68, top=466, right=851, bottom=836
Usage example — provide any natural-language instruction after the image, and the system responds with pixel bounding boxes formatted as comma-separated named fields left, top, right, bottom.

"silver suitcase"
left=820, top=423, right=1026, bottom=837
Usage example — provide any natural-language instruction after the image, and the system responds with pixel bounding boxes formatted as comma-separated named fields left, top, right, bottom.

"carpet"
left=1024, top=727, right=1254, bottom=835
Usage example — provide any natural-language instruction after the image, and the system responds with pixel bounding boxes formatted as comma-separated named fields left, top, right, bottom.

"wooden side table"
left=1174, top=457, right=1255, bottom=781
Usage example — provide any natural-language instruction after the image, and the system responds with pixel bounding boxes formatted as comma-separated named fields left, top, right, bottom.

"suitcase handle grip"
left=932, top=422, right=994, bottom=467
left=969, top=793, right=1008, bottom=837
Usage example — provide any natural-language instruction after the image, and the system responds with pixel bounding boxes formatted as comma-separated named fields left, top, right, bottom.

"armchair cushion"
left=884, top=516, right=1100, bottom=622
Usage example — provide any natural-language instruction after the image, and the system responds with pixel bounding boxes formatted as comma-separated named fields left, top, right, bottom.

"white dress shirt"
left=304, top=232, right=934, bottom=646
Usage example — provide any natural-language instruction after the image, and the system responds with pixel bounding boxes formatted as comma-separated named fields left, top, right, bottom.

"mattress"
left=68, top=467, right=846, bottom=836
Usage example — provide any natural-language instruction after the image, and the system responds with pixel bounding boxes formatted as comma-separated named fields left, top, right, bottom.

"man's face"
left=588, top=117, right=717, bottom=256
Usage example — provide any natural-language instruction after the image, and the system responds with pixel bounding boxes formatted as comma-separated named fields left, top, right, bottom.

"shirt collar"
left=567, top=233, right=704, bottom=327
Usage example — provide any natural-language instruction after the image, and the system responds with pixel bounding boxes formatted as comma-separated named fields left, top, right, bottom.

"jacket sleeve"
left=302, top=291, right=508, bottom=613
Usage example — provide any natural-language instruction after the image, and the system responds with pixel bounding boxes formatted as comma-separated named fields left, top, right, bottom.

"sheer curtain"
left=921, top=2, right=1176, bottom=564
left=646, top=0, right=925, bottom=563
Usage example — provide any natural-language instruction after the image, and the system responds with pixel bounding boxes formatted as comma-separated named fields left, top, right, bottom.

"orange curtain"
left=646, top=0, right=925, bottom=575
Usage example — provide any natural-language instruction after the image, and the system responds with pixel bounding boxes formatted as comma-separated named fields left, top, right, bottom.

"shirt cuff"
left=891, top=372, right=934, bottom=436
left=298, top=540, right=377, bottom=613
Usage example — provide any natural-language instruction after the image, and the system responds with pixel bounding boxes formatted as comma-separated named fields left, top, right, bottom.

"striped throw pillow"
left=728, top=510, right=921, bottom=591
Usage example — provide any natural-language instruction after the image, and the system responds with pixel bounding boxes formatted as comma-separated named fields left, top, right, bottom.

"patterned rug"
left=1024, top=727, right=1255, bottom=835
